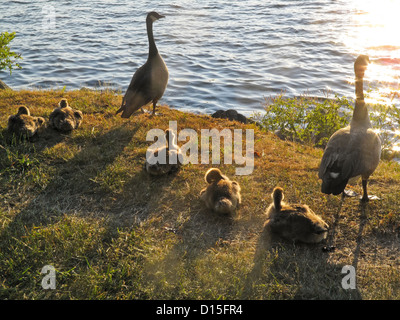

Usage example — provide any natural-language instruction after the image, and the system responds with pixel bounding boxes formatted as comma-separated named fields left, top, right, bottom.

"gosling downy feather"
left=145, top=128, right=183, bottom=176
left=200, top=168, right=241, bottom=215
left=318, top=55, right=381, bottom=202
left=265, top=187, right=329, bottom=244
left=7, top=106, right=46, bottom=139
left=49, top=98, right=83, bottom=133
left=117, top=11, right=169, bottom=118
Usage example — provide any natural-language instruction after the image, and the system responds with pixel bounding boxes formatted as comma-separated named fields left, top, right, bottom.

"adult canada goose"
left=145, top=129, right=183, bottom=176
left=7, top=106, right=46, bottom=140
left=116, top=11, right=169, bottom=118
left=265, top=187, right=329, bottom=244
left=49, top=98, right=83, bottom=133
left=318, top=55, right=381, bottom=202
left=200, top=168, right=241, bottom=215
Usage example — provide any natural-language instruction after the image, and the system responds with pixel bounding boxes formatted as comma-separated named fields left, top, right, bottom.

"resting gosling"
left=7, top=106, right=46, bottom=140
left=200, top=168, right=241, bottom=215
left=145, top=128, right=183, bottom=176
left=265, top=187, right=328, bottom=244
left=49, top=98, right=83, bottom=133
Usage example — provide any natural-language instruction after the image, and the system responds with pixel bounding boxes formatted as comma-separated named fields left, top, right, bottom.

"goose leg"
left=152, top=101, right=157, bottom=116
left=360, top=179, right=370, bottom=202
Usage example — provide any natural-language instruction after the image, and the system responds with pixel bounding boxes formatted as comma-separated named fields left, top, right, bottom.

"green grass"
left=1, top=89, right=400, bottom=299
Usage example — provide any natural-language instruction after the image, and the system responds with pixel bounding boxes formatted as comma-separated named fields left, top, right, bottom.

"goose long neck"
left=147, top=19, right=158, bottom=57
left=351, top=75, right=371, bottom=126
left=355, top=77, right=364, bottom=101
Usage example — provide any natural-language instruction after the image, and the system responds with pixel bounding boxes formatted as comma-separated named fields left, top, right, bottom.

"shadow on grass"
left=241, top=219, right=362, bottom=299
left=0, top=123, right=141, bottom=240
left=137, top=186, right=237, bottom=298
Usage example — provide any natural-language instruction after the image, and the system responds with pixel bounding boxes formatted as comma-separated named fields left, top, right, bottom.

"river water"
left=1, top=0, right=399, bottom=117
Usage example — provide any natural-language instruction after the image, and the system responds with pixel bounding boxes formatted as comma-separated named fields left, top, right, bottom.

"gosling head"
left=164, top=128, right=175, bottom=147
left=354, top=55, right=370, bottom=78
left=17, top=105, right=30, bottom=116
left=204, top=168, right=226, bottom=184
left=59, top=98, right=69, bottom=108
left=147, top=11, right=165, bottom=23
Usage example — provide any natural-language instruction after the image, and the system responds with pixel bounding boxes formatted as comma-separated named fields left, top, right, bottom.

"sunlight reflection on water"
left=1, top=0, right=399, bottom=116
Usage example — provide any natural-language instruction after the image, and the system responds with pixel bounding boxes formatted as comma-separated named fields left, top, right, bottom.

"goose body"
left=200, top=168, right=241, bottom=215
left=265, top=187, right=329, bottom=244
left=117, top=12, right=168, bottom=118
left=145, top=129, right=183, bottom=176
left=318, top=55, right=381, bottom=201
left=7, top=106, right=46, bottom=139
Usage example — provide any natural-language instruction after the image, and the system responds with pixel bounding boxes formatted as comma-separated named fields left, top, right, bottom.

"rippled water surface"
left=1, top=0, right=399, bottom=116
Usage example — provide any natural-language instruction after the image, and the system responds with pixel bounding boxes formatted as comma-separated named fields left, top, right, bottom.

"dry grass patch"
left=0, top=89, right=399, bottom=299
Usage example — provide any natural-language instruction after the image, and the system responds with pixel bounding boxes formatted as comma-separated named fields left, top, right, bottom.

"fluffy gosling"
left=7, top=106, right=46, bottom=140
left=145, top=128, right=183, bottom=176
left=200, top=168, right=241, bottom=215
left=49, top=98, right=83, bottom=133
left=265, top=187, right=328, bottom=243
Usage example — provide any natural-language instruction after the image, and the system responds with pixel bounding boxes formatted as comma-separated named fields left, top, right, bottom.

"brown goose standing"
left=116, top=11, right=169, bottom=118
left=318, top=55, right=381, bottom=202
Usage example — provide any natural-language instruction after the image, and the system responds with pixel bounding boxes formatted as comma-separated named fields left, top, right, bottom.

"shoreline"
left=1, top=86, right=400, bottom=161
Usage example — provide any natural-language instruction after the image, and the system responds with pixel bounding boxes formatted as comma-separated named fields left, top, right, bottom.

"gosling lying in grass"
left=145, top=128, right=183, bottom=176
left=265, top=187, right=328, bottom=243
left=200, top=168, right=241, bottom=215
left=49, top=98, right=83, bottom=133
left=7, top=106, right=46, bottom=140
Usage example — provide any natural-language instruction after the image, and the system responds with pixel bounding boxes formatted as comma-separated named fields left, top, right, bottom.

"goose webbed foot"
left=343, top=189, right=359, bottom=198
left=343, top=189, right=379, bottom=201
left=360, top=194, right=380, bottom=202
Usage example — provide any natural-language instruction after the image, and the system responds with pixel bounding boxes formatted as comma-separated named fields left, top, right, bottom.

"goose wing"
left=318, top=128, right=360, bottom=194
left=117, top=62, right=153, bottom=118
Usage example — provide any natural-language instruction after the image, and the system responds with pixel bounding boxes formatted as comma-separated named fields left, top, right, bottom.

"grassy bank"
left=0, top=88, right=400, bottom=299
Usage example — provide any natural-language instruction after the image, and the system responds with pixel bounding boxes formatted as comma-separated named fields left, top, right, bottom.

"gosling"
left=144, top=128, right=183, bottom=176
left=7, top=106, right=46, bottom=140
left=49, top=98, right=83, bottom=133
left=265, top=187, right=328, bottom=244
left=200, top=168, right=241, bottom=215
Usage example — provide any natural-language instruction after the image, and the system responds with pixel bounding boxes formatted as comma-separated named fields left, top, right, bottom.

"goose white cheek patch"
left=330, top=172, right=340, bottom=179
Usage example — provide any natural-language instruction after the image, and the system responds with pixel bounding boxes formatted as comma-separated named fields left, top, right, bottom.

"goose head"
left=354, top=55, right=370, bottom=78
left=147, top=11, right=165, bottom=23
